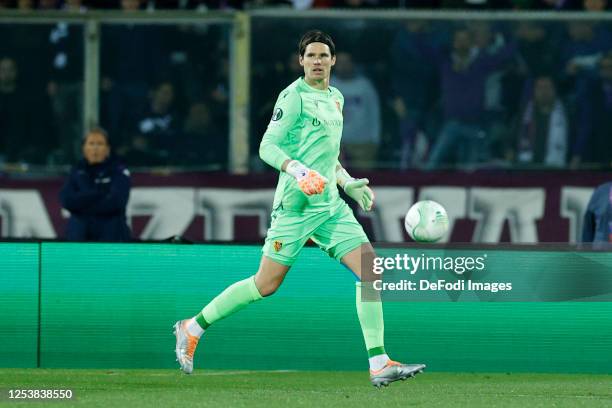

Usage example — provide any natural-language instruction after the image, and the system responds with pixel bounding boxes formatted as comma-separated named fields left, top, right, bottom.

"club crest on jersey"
left=271, top=108, right=283, bottom=121
left=335, top=100, right=341, bottom=112
left=273, top=241, right=283, bottom=252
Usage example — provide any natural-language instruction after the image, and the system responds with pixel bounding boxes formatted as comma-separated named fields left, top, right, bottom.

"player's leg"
left=195, top=255, right=289, bottom=327
left=312, top=201, right=425, bottom=386
left=341, top=245, right=425, bottom=387
left=174, top=256, right=289, bottom=374
left=175, top=208, right=314, bottom=374
left=310, top=204, right=388, bottom=366
left=340, top=243, right=388, bottom=367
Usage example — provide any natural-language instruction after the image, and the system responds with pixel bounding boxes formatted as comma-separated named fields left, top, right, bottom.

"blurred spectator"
left=472, top=23, right=507, bottom=114
left=562, top=22, right=612, bottom=82
left=471, top=22, right=515, bottom=163
left=0, top=14, right=50, bottom=91
left=390, top=20, right=439, bottom=169
left=46, top=21, right=84, bottom=163
left=209, top=57, right=229, bottom=113
left=0, top=57, right=56, bottom=164
left=118, top=81, right=181, bottom=166
left=158, top=24, right=207, bottom=105
left=154, top=23, right=230, bottom=124
left=583, top=0, right=609, bottom=11
left=424, top=26, right=516, bottom=169
left=59, top=128, right=132, bottom=242
left=332, top=52, right=381, bottom=169
left=516, top=75, right=568, bottom=167
left=100, top=0, right=167, bottom=138
left=119, top=0, right=144, bottom=10
left=205, top=54, right=230, bottom=144
left=17, top=0, right=33, bottom=9
left=572, top=51, right=612, bottom=168
left=511, top=22, right=563, bottom=160
left=531, top=0, right=581, bottom=9
left=38, top=0, right=59, bottom=9
left=582, top=182, right=612, bottom=244
left=62, top=0, right=87, bottom=11
left=182, top=102, right=226, bottom=168
left=515, top=21, right=561, bottom=77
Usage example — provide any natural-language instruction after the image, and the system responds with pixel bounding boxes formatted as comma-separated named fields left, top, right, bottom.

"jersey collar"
left=299, top=77, right=332, bottom=95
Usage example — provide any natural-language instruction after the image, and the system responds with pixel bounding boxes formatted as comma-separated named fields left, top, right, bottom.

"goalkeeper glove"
left=286, top=160, right=328, bottom=196
left=336, top=167, right=374, bottom=211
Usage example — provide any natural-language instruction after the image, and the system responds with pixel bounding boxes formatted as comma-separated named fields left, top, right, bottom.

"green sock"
left=355, top=282, right=385, bottom=355
left=194, top=312, right=210, bottom=329
left=199, top=276, right=263, bottom=327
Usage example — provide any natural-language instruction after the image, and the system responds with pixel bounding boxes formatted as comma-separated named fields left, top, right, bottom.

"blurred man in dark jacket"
left=59, top=128, right=132, bottom=241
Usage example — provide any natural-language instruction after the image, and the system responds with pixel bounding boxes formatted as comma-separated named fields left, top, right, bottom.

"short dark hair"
left=298, top=30, right=335, bottom=57
left=84, top=127, right=110, bottom=146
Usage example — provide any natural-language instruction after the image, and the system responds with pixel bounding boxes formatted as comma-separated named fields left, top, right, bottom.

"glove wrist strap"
left=286, top=160, right=308, bottom=181
left=336, top=167, right=354, bottom=189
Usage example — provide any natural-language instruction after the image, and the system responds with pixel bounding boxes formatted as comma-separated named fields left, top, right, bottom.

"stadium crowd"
left=0, top=10, right=229, bottom=168
left=1, top=1, right=612, bottom=170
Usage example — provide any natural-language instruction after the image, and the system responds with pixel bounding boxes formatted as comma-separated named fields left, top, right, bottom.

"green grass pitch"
left=0, top=369, right=610, bottom=407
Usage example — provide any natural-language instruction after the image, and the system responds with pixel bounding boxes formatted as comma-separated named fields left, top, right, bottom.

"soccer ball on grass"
left=404, top=200, right=449, bottom=242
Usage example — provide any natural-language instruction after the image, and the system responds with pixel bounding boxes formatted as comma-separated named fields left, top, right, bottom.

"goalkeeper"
left=175, top=30, right=425, bottom=387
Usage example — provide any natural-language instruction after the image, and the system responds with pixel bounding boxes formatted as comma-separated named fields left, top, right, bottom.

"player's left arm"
left=336, top=161, right=374, bottom=211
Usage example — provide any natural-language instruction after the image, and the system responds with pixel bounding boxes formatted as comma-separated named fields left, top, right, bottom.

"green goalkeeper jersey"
left=259, top=77, right=345, bottom=213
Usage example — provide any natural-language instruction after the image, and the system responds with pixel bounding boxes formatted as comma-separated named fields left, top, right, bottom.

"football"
left=404, top=200, right=449, bottom=242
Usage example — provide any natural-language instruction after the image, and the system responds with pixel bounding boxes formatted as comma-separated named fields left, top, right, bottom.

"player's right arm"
left=258, top=89, right=299, bottom=171
left=259, top=89, right=327, bottom=195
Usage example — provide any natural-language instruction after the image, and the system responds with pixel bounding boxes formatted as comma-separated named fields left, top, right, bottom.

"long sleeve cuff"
left=259, top=139, right=291, bottom=171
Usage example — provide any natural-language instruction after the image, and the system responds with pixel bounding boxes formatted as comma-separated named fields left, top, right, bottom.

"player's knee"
left=258, top=283, right=277, bottom=297
left=260, top=287, right=276, bottom=297
left=256, top=278, right=283, bottom=297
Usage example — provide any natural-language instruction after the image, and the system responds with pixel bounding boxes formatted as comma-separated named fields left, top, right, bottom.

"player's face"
left=83, top=132, right=110, bottom=165
left=300, top=42, right=336, bottom=82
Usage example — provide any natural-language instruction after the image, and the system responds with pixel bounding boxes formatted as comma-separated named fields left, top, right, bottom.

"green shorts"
left=262, top=199, right=370, bottom=266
